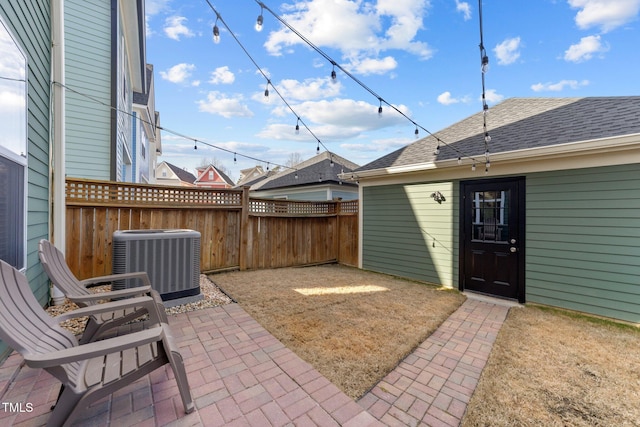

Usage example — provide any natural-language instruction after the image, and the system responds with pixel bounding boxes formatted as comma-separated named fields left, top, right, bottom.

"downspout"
left=50, top=0, right=65, bottom=305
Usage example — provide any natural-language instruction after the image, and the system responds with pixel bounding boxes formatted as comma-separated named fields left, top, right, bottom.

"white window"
left=0, top=16, right=27, bottom=270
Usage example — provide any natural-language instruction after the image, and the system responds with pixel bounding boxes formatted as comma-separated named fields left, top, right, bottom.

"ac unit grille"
left=113, top=229, right=201, bottom=301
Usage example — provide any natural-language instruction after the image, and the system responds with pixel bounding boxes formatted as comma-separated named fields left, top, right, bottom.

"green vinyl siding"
left=0, top=0, right=51, bottom=360
left=65, top=0, right=112, bottom=180
left=526, top=163, right=640, bottom=323
left=362, top=182, right=459, bottom=287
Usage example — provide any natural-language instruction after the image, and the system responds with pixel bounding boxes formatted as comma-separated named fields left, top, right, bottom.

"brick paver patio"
left=0, top=296, right=512, bottom=426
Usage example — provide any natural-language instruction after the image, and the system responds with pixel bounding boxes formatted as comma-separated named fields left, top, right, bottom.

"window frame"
left=0, top=14, right=28, bottom=271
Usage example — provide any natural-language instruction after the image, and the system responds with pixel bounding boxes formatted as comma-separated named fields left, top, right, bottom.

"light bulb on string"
left=255, top=7, right=264, bottom=32
left=378, top=99, right=383, bottom=116
left=316, top=142, right=320, bottom=153
left=414, top=127, right=419, bottom=138
left=234, top=153, right=237, bottom=163
left=330, top=63, right=337, bottom=82
left=294, top=171, right=298, bottom=180
left=213, top=21, right=220, bottom=44
left=472, top=163, right=477, bottom=172
left=484, top=132, right=491, bottom=143
left=194, top=141, right=197, bottom=150
left=434, top=143, right=440, bottom=155
left=295, top=118, right=300, bottom=135
left=264, top=83, right=269, bottom=99
left=457, top=157, right=462, bottom=165
left=481, top=55, right=489, bottom=74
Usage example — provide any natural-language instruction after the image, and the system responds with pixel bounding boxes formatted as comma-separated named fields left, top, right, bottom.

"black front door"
left=460, top=177, right=525, bottom=302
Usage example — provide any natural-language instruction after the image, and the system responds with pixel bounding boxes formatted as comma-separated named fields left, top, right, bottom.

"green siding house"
left=65, top=0, right=155, bottom=183
left=0, top=1, right=52, bottom=359
left=353, top=97, right=640, bottom=323
left=250, top=152, right=360, bottom=201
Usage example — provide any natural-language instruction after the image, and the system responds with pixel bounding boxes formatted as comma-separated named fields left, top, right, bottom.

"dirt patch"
left=209, top=263, right=465, bottom=400
left=462, top=305, right=640, bottom=426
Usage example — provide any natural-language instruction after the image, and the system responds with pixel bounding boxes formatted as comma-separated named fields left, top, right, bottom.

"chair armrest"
left=69, top=286, right=154, bottom=303
left=26, top=326, right=165, bottom=368
left=80, top=271, right=152, bottom=289
left=54, top=296, right=164, bottom=325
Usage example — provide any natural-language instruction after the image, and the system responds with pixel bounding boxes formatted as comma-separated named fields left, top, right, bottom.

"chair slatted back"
left=39, top=239, right=92, bottom=302
left=0, top=260, right=78, bottom=359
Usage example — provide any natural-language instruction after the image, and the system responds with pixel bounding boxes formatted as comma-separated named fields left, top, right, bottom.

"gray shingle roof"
left=357, top=97, right=640, bottom=172
left=165, top=162, right=197, bottom=184
left=251, top=151, right=360, bottom=191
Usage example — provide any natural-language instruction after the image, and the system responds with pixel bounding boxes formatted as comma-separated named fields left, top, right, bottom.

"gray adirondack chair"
left=39, top=239, right=167, bottom=343
left=0, top=260, right=194, bottom=427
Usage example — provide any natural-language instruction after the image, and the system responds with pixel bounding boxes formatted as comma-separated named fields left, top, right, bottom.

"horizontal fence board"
left=65, top=179, right=358, bottom=279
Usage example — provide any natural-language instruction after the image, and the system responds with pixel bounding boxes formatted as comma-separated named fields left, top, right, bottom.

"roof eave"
left=348, top=133, right=640, bottom=181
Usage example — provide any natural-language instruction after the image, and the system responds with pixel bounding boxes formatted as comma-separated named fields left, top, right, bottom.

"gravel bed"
left=46, top=274, right=233, bottom=336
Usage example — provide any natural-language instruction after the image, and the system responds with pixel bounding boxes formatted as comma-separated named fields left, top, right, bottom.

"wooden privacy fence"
left=65, top=178, right=358, bottom=280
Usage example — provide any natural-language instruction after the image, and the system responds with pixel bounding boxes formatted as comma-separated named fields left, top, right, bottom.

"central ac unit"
left=112, top=229, right=202, bottom=306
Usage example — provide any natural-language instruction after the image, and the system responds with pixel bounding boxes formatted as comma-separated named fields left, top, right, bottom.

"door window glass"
left=472, top=190, right=509, bottom=242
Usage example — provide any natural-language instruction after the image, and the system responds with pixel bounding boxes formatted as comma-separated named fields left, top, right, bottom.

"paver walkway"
left=0, top=296, right=512, bottom=426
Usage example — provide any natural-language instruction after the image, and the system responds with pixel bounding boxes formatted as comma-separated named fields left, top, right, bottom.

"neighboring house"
left=64, top=0, right=158, bottom=183
left=0, top=1, right=52, bottom=359
left=352, top=97, right=640, bottom=323
left=156, top=161, right=197, bottom=187
left=250, top=151, right=360, bottom=201
left=194, top=165, right=234, bottom=189
left=236, top=165, right=267, bottom=187
left=132, top=64, right=161, bottom=184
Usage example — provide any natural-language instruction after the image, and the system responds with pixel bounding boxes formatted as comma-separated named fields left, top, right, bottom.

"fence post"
left=239, top=186, right=250, bottom=270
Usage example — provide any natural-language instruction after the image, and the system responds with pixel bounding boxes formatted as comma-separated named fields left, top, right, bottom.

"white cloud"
left=164, top=16, right=194, bottom=41
left=531, top=79, right=590, bottom=92
left=437, top=92, right=459, bottom=105
left=564, top=34, right=609, bottom=62
left=455, top=0, right=472, bottom=20
left=275, top=77, right=343, bottom=101
left=209, top=66, right=235, bottom=85
left=159, top=63, right=196, bottom=84
left=483, top=89, right=504, bottom=104
left=145, top=0, right=171, bottom=16
left=197, top=91, right=254, bottom=118
left=263, top=0, right=433, bottom=67
left=494, top=37, right=521, bottom=65
left=257, top=98, right=409, bottom=141
left=569, top=0, right=640, bottom=32
left=437, top=92, right=472, bottom=105
left=347, top=56, right=399, bottom=75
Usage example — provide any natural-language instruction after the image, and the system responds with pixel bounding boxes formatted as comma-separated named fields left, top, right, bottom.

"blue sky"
left=145, top=0, right=640, bottom=182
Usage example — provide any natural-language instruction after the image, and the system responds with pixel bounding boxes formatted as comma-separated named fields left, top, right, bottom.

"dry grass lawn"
left=463, top=305, right=640, bottom=427
left=210, top=264, right=465, bottom=399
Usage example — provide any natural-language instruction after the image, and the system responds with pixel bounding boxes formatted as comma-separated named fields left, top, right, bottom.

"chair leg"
left=168, top=349, right=194, bottom=413
left=47, top=387, right=83, bottom=427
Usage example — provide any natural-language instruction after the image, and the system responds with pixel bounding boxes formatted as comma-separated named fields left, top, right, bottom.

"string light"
left=252, top=0, right=485, bottom=170
left=205, top=0, right=337, bottom=161
left=330, top=63, right=337, bottom=81
left=295, top=118, right=300, bottom=135
left=212, top=15, right=220, bottom=44
left=194, top=141, right=197, bottom=150
left=52, top=79, right=300, bottom=176
left=234, top=152, right=237, bottom=163
left=415, top=127, right=419, bottom=138
left=434, top=144, right=440, bottom=155
left=255, top=5, right=264, bottom=32
left=479, top=0, right=492, bottom=169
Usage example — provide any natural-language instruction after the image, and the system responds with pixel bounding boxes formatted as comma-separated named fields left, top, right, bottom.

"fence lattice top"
left=66, top=179, right=358, bottom=215
left=66, top=179, right=243, bottom=207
